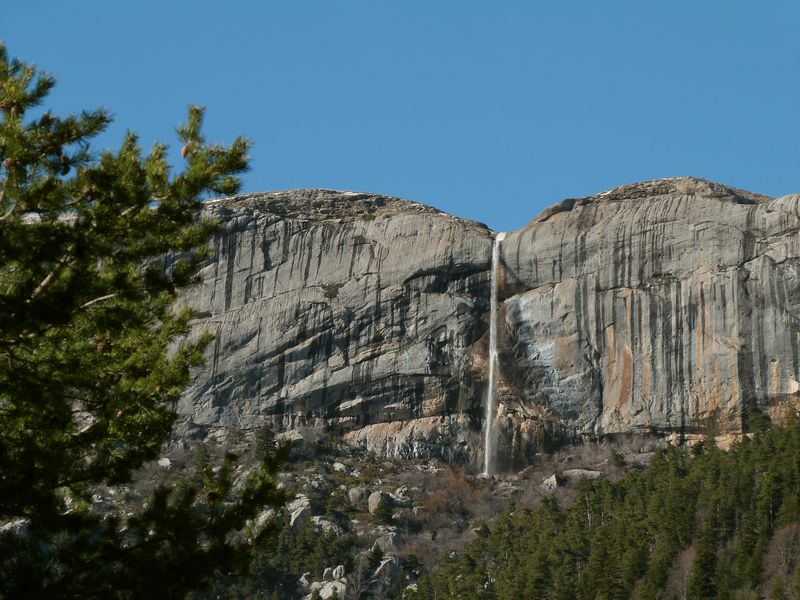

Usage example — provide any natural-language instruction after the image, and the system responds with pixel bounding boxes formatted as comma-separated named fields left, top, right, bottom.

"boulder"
left=368, top=491, right=386, bottom=515
left=372, top=530, right=402, bottom=554
left=374, top=556, right=401, bottom=580
left=312, top=516, right=343, bottom=535
left=246, top=508, right=276, bottom=539
left=306, top=580, right=346, bottom=600
left=0, top=518, right=29, bottom=538
left=348, top=486, right=365, bottom=506
left=630, top=452, right=656, bottom=466
left=563, top=469, right=603, bottom=482
left=388, top=492, right=411, bottom=507
left=287, top=494, right=311, bottom=528
left=541, top=474, right=560, bottom=490
left=277, top=430, right=304, bottom=447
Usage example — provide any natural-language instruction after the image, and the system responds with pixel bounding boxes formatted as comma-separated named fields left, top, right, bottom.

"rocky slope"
left=176, top=178, right=800, bottom=471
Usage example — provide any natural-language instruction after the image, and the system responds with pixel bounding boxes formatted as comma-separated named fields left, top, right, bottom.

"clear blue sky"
left=4, top=1, right=799, bottom=231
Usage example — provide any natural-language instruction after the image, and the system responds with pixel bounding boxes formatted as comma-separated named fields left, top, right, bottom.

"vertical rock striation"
left=177, top=179, right=800, bottom=471
left=497, top=177, right=800, bottom=466
left=177, top=190, right=493, bottom=466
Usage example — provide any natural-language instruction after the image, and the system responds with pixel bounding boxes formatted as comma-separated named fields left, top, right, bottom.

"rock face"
left=495, top=177, right=800, bottom=468
left=177, top=189, right=492, bottom=466
left=177, top=179, right=800, bottom=471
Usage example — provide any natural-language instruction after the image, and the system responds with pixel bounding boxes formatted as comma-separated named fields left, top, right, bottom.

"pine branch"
left=0, top=185, right=13, bottom=220
left=26, top=247, right=72, bottom=302
left=79, top=293, right=116, bottom=310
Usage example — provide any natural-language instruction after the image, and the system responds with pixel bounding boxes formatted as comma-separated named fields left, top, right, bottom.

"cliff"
left=176, top=189, right=493, bottom=465
left=176, top=178, right=800, bottom=470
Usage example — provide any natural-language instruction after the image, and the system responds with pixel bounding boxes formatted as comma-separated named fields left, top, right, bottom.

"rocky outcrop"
left=177, top=179, right=800, bottom=471
left=176, top=189, right=492, bottom=466
left=495, top=177, right=800, bottom=467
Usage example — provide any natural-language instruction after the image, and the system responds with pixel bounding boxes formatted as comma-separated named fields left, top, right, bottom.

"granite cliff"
left=176, top=178, right=800, bottom=471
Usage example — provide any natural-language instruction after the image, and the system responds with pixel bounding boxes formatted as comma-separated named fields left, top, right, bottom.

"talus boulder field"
left=176, top=178, right=800, bottom=470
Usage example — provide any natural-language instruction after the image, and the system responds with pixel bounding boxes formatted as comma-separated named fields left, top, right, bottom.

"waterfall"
left=483, top=231, right=506, bottom=476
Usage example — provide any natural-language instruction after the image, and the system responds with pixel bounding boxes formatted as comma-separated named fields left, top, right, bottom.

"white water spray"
left=483, top=231, right=506, bottom=476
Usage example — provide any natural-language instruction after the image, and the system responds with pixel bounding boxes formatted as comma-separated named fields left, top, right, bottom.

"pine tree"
left=373, top=494, right=394, bottom=525
left=688, top=512, right=719, bottom=600
left=0, top=44, right=288, bottom=598
left=367, top=546, right=385, bottom=572
left=772, top=580, right=788, bottom=600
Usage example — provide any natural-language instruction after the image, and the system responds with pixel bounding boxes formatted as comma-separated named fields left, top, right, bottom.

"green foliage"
left=689, top=512, right=719, bottom=599
left=743, top=405, right=772, bottom=433
left=0, top=43, right=289, bottom=598
left=374, top=494, right=394, bottom=525
left=411, top=418, right=800, bottom=600
left=402, top=554, right=422, bottom=577
left=610, top=448, right=626, bottom=468
left=772, top=580, right=788, bottom=600
left=199, top=505, right=359, bottom=598
left=367, top=546, right=385, bottom=572
left=255, top=426, right=278, bottom=463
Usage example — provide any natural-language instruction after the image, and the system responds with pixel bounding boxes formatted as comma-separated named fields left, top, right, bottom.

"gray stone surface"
left=347, top=486, right=365, bottom=506
left=246, top=508, right=276, bottom=540
left=0, top=518, right=29, bottom=538
left=389, top=490, right=411, bottom=506
left=312, top=516, right=343, bottom=535
left=541, top=474, right=560, bottom=490
left=306, top=580, right=346, bottom=600
left=495, top=177, right=800, bottom=467
left=372, top=530, right=402, bottom=553
left=374, top=556, right=400, bottom=581
left=367, top=491, right=386, bottom=515
left=287, top=494, right=311, bottom=527
left=176, top=189, right=491, bottom=467
left=630, top=452, right=656, bottom=466
left=175, top=179, right=800, bottom=470
left=563, top=469, right=603, bottom=481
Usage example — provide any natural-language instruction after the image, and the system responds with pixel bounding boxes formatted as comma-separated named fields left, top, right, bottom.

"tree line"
left=410, top=419, right=800, bottom=599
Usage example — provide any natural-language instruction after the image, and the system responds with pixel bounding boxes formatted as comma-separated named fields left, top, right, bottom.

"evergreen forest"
left=410, top=420, right=800, bottom=600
